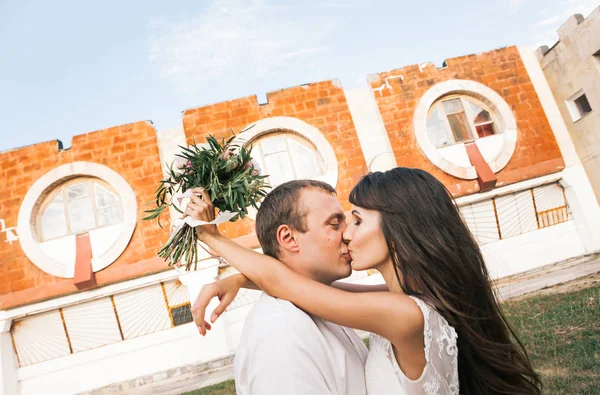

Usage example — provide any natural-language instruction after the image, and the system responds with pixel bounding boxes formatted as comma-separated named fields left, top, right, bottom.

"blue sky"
left=0, top=0, right=596, bottom=152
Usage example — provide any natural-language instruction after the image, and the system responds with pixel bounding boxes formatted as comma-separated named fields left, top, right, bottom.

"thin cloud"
left=283, top=47, right=329, bottom=59
left=532, top=0, right=598, bottom=46
left=147, top=0, right=340, bottom=93
left=534, top=15, right=560, bottom=27
left=563, top=0, right=598, bottom=17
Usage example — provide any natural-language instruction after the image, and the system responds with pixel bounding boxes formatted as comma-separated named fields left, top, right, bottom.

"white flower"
left=249, top=159, right=261, bottom=176
left=173, top=156, right=191, bottom=170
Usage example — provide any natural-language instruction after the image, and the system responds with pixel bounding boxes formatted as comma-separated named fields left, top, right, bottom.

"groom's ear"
left=276, top=224, right=300, bottom=254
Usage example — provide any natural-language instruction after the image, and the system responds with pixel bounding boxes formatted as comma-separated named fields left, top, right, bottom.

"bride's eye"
left=353, top=219, right=361, bottom=226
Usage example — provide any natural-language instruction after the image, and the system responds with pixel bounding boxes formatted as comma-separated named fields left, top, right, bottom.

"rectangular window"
left=532, top=183, right=568, bottom=228
left=474, top=123, right=496, bottom=138
left=447, top=113, right=473, bottom=142
left=62, top=298, right=123, bottom=353
left=566, top=90, right=593, bottom=121
left=12, top=310, right=72, bottom=366
left=458, top=182, right=570, bottom=244
left=466, top=101, right=497, bottom=138
left=495, top=190, right=537, bottom=239
left=574, top=94, right=592, bottom=117
left=443, top=99, right=475, bottom=142
left=427, top=107, right=453, bottom=148
left=171, top=303, right=193, bottom=327
left=113, top=284, right=172, bottom=340
left=459, top=200, right=500, bottom=244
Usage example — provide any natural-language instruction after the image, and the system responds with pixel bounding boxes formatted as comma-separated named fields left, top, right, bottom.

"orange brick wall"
left=0, top=121, right=170, bottom=309
left=369, top=46, right=565, bottom=197
left=182, top=80, right=368, bottom=239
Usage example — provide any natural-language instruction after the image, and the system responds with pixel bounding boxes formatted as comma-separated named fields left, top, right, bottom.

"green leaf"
left=142, top=207, right=164, bottom=220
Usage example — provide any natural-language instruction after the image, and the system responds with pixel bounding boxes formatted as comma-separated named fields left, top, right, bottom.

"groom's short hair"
left=256, top=180, right=336, bottom=259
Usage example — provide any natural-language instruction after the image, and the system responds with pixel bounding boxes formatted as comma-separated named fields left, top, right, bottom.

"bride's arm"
left=331, top=281, right=387, bottom=292
left=200, top=231, right=421, bottom=343
left=223, top=274, right=386, bottom=292
left=230, top=274, right=387, bottom=293
left=189, top=273, right=384, bottom=333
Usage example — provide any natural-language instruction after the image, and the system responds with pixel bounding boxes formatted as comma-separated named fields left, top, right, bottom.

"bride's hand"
left=192, top=274, right=246, bottom=336
left=184, top=187, right=220, bottom=240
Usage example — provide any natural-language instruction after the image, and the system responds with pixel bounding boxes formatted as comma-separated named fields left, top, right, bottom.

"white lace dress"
left=365, top=296, right=459, bottom=394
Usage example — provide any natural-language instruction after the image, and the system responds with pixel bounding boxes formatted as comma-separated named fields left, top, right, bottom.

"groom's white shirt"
left=234, top=293, right=368, bottom=395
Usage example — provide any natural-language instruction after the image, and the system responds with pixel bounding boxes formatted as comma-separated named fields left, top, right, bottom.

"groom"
left=191, top=180, right=368, bottom=394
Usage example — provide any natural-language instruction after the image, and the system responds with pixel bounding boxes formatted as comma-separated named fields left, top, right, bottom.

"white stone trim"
left=516, top=46, right=582, bottom=168
left=156, top=126, right=187, bottom=176
left=344, top=88, right=398, bottom=172
left=17, top=162, right=138, bottom=278
left=413, top=79, right=518, bottom=179
left=0, top=320, right=11, bottom=333
left=454, top=172, right=563, bottom=206
left=233, top=116, right=339, bottom=188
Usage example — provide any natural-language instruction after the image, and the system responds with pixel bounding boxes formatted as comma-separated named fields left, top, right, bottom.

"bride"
left=185, top=167, right=541, bottom=394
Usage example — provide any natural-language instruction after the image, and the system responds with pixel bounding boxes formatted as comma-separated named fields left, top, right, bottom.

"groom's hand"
left=185, top=187, right=219, bottom=240
left=192, top=274, right=246, bottom=336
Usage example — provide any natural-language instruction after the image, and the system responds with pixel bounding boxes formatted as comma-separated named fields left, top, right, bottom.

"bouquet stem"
left=158, top=224, right=195, bottom=270
left=158, top=223, right=217, bottom=271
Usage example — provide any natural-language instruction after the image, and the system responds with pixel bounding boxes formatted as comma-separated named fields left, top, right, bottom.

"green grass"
left=184, top=284, right=600, bottom=395
left=503, top=284, right=600, bottom=394
left=183, top=380, right=236, bottom=395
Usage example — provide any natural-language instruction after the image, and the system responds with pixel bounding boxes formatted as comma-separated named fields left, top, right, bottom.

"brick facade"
left=369, top=46, right=565, bottom=197
left=0, top=121, right=169, bottom=309
left=182, top=80, right=368, bottom=240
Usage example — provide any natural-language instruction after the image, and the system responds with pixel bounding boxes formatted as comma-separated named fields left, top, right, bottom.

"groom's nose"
left=340, top=221, right=348, bottom=232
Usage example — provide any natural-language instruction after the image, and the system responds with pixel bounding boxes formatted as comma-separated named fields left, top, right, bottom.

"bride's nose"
left=342, top=226, right=352, bottom=245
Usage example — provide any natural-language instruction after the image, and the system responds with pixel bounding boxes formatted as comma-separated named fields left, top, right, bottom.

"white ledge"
left=455, top=173, right=563, bottom=206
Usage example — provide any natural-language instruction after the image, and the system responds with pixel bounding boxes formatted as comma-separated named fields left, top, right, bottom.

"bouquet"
left=143, top=131, right=270, bottom=270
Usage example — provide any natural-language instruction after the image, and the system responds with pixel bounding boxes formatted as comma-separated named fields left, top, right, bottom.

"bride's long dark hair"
left=350, top=167, right=541, bottom=395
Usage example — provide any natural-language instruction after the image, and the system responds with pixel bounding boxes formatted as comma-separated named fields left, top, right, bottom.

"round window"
left=251, top=132, right=326, bottom=187
left=37, top=178, right=123, bottom=242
